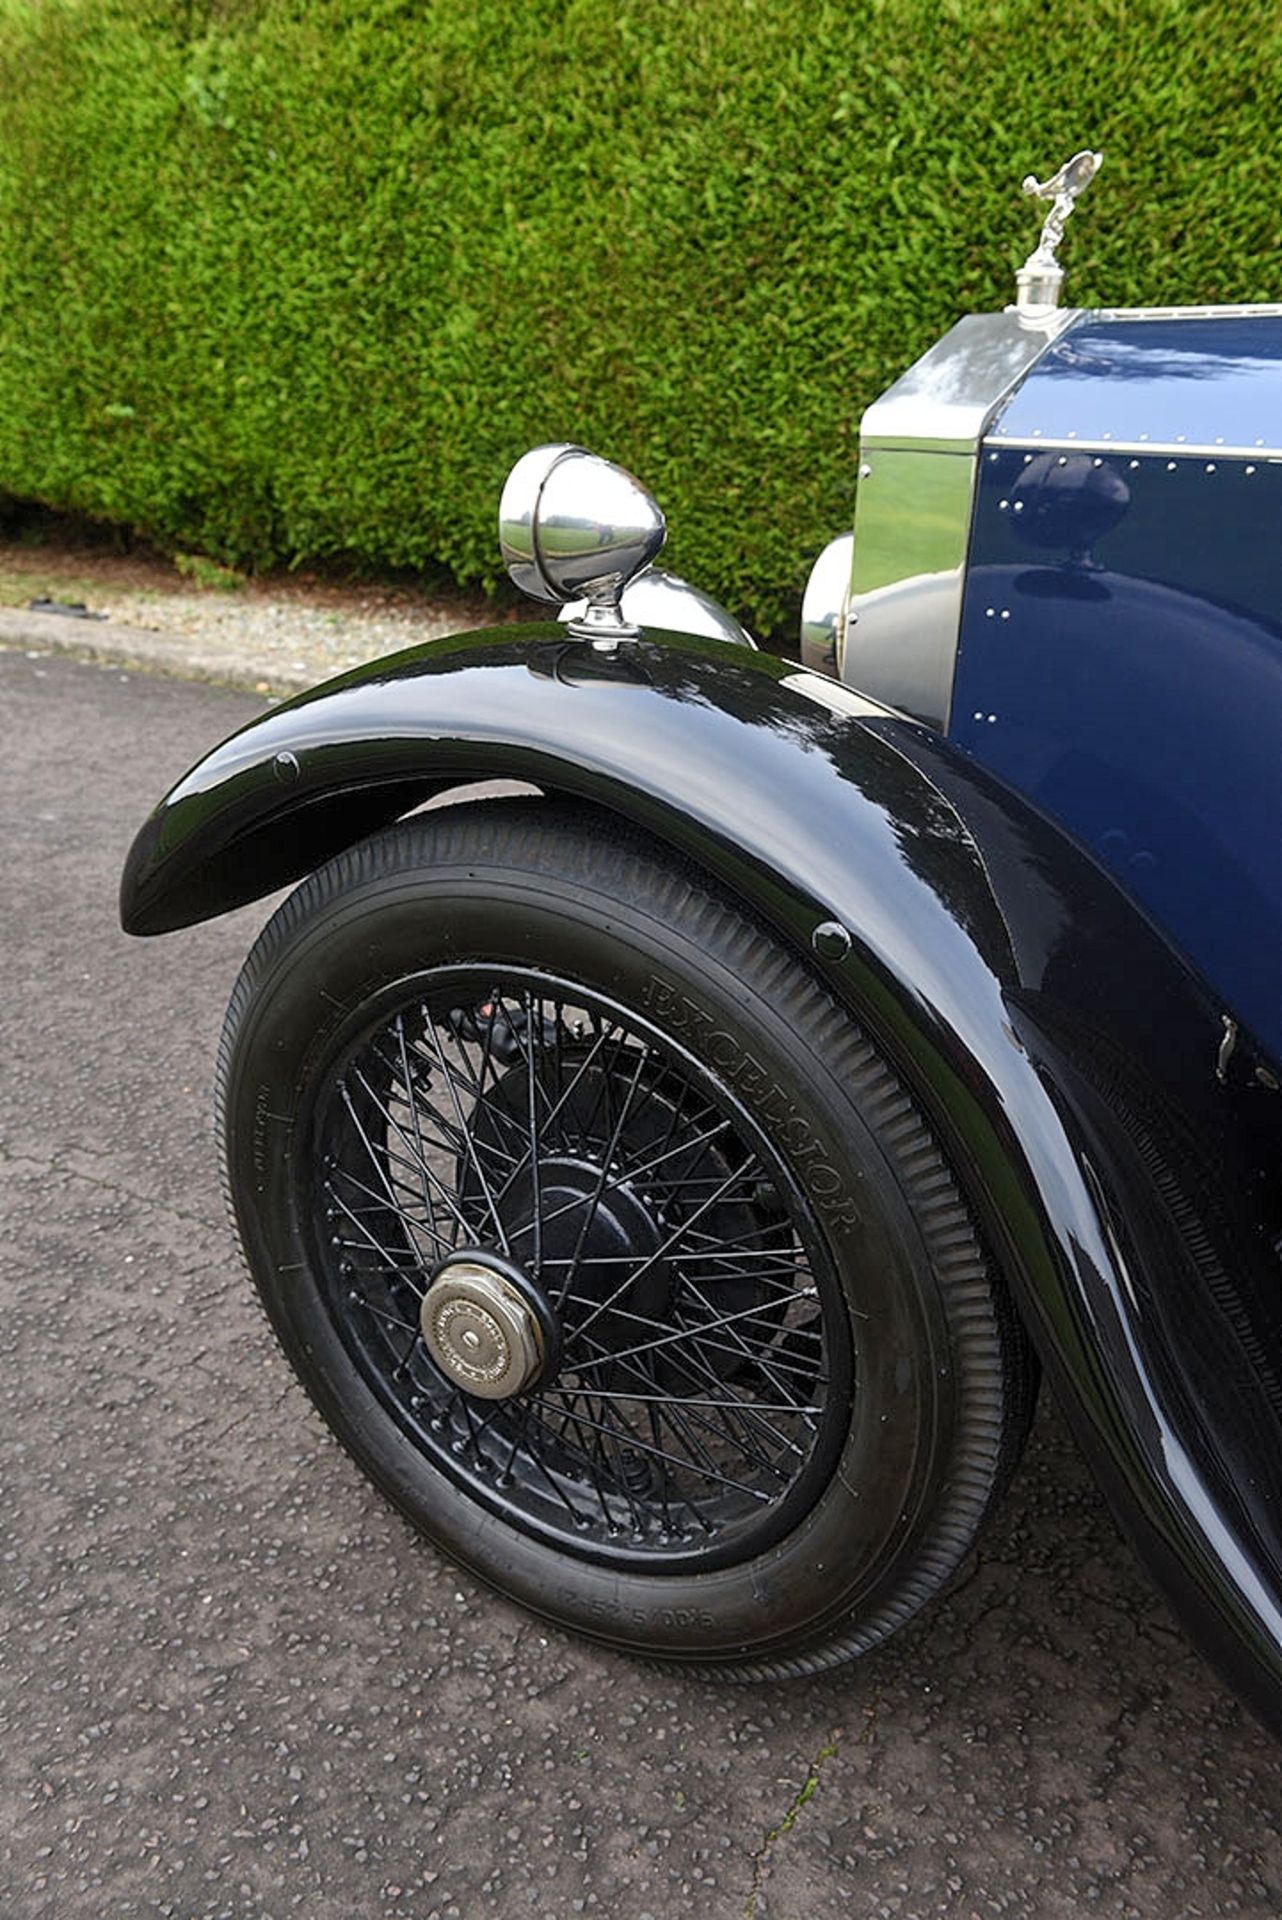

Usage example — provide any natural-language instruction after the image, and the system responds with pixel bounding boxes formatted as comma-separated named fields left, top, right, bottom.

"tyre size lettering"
left=251, top=1083, right=274, bottom=1178
left=563, top=1589, right=715, bottom=1631
left=640, top=975, right=860, bottom=1227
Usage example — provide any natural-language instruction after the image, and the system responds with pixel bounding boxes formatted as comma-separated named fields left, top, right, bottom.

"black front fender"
left=121, top=623, right=1282, bottom=1733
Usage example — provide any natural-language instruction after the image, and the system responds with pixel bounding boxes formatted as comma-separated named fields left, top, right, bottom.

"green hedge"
left=2, top=0, right=1281, bottom=638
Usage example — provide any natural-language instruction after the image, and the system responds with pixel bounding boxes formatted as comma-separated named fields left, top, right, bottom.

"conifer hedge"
left=1, top=0, right=1280, bottom=636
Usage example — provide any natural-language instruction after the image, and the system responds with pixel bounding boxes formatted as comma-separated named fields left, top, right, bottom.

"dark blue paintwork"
left=992, top=313, right=1282, bottom=450
left=952, top=441, right=1282, bottom=1063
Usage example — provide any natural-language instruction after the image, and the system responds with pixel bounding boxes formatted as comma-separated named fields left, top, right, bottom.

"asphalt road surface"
left=3, top=646, right=1281, bottom=1920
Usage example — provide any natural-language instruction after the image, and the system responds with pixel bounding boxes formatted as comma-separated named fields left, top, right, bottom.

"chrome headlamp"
left=800, top=532, right=854, bottom=678
left=498, top=444, right=666, bottom=641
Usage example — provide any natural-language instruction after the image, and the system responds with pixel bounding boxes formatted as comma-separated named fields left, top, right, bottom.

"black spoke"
left=522, top=989, right=545, bottom=1276
left=551, top=1287, right=825, bottom=1379
left=551, top=1039, right=652, bottom=1311
left=349, top=1295, right=423, bottom=1339
left=418, top=1017, right=513, bottom=1254
left=679, top=1276, right=822, bottom=1430
left=346, top=1069, right=474, bottom=1240
left=490, top=1016, right=621, bottom=1202
left=537, top=1390, right=773, bottom=1501
left=560, top=1311, right=815, bottom=1474
left=569, top=1174, right=782, bottom=1350
left=327, top=1184, right=428, bottom=1288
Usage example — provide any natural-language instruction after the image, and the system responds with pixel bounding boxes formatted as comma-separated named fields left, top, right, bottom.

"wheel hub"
left=518, top=1155, right=672, bottom=1332
left=421, top=1257, right=549, bottom=1400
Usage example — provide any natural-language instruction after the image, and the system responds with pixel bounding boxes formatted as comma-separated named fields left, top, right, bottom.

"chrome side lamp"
left=498, top=444, right=666, bottom=642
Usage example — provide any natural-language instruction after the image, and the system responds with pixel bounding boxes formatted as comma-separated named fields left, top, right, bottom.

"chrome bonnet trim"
left=843, top=310, right=1076, bottom=731
left=859, top=309, right=1076, bottom=451
left=987, top=437, right=1282, bottom=460
left=1090, top=303, right=1282, bottom=321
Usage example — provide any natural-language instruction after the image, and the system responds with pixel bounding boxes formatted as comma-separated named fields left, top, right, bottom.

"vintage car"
left=120, top=153, right=1282, bottom=1735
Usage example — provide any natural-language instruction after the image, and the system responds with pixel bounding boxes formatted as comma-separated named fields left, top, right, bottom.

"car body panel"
left=988, top=311, right=1282, bottom=454
left=952, top=317, right=1282, bottom=1063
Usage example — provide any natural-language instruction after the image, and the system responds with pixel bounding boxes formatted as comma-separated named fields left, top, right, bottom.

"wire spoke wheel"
left=314, top=970, right=852, bottom=1572
left=221, top=803, right=1034, bottom=1675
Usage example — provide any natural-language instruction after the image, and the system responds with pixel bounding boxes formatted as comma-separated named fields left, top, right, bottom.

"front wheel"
left=218, top=801, right=1034, bottom=1678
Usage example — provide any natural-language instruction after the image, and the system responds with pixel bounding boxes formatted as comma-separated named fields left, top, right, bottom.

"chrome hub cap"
left=421, top=1258, right=547, bottom=1400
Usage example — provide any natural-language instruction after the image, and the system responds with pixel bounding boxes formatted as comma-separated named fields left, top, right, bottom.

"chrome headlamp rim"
left=800, top=531, right=854, bottom=678
left=498, top=443, right=667, bottom=640
left=497, top=442, right=585, bottom=606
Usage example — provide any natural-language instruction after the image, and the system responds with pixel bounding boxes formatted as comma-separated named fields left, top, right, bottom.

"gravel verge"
left=0, top=592, right=483, bottom=696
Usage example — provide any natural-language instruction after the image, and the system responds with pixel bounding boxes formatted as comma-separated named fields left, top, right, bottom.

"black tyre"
left=218, top=800, right=1034, bottom=1678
